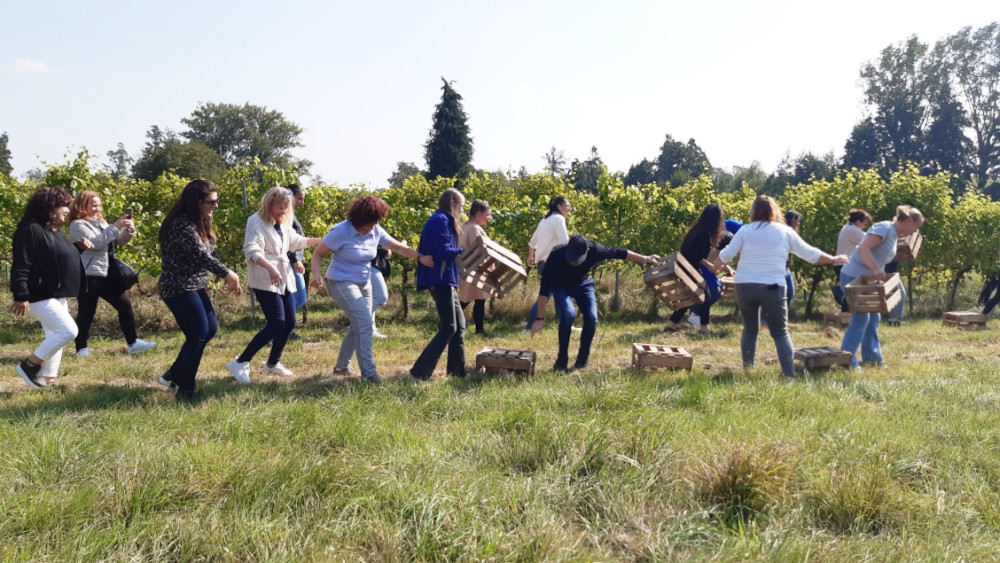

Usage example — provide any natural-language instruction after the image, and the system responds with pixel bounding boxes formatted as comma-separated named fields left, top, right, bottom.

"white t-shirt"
left=529, top=213, right=569, bottom=264
left=719, top=221, right=824, bottom=285
left=836, top=223, right=866, bottom=257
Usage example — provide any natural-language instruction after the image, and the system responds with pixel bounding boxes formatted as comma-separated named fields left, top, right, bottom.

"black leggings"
left=461, top=299, right=486, bottom=333
left=75, top=275, right=138, bottom=350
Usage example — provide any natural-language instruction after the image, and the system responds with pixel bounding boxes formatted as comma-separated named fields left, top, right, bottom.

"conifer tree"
left=424, top=78, right=474, bottom=182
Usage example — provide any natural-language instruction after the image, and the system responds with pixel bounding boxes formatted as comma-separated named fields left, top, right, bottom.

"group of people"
left=9, top=180, right=923, bottom=398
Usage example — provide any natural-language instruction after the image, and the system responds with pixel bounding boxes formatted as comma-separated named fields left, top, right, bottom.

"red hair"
left=347, top=196, right=390, bottom=228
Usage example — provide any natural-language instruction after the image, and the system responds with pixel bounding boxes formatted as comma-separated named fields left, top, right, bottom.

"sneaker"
left=687, top=314, right=701, bottom=329
left=287, top=332, right=302, bottom=341
left=226, top=358, right=252, bottom=384
left=571, top=326, right=583, bottom=333
left=372, top=330, right=388, bottom=339
left=16, top=359, right=45, bottom=389
left=76, top=348, right=92, bottom=358
left=157, top=376, right=178, bottom=391
left=262, top=363, right=294, bottom=377
left=126, top=339, right=156, bottom=355
left=333, top=366, right=354, bottom=376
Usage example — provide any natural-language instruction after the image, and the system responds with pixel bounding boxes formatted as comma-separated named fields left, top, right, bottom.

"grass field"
left=2, top=276, right=1000, bottom=561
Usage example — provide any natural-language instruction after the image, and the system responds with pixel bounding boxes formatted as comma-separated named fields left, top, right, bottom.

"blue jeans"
left=551, top=278, right=598, bottom=367
left=890, top=283, right=906, bottom=319
left=370, top=269, right=388, bottom=328
left=839, top=271, right=883, bottom=368
left=734, top=282, right=796, bottom=377
left=163, top=289, right=218, bottom=393
left=525, top=262, right=550, bottom=330
left=238, top=289, right=296, bottom=366
left=293, top=272, right=308, bottom=311
left=325, top=278, right=378, bottom=379
left=411, top=285, right=466, bottom=379
left=785, top=269, right=795, bottom=311
left=688, top=266, right=722, bottom=325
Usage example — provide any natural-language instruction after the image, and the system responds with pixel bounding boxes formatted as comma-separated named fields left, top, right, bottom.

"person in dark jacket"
left=530, top=235, right=660, bottom=371
left=286, top=184, right=308, bottom=340
left=157, top=180, right=243, bottom=400
left=10, top=187, right=90, bottom=389
left=410, top=188, right=468, bottom=380
left=664, top=203, right=728, bottom=334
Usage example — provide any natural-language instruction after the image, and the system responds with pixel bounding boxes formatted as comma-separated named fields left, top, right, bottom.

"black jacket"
left=11, top=222, right=83, bottom=303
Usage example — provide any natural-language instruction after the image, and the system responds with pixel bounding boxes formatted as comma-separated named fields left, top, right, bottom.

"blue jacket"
left=416, top=210, right=465, bottom=290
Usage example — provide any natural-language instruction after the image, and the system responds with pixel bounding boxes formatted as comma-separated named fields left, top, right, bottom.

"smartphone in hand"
left=124, top=207, right=134, bottom=218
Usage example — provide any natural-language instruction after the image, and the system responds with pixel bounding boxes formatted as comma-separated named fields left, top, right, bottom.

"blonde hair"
left=437, top=188, right=464, bottom=234
left=69, top=190, right=103, bottom=223
left=895, top=205, right=924, bottom=225
left=749, top=195, right=784, bottom=225
left=257, top=186, right=293, bottom=226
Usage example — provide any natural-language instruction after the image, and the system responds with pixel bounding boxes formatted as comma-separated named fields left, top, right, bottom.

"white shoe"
left=76, top=348, right=91, bottom=358
left=372, top=330, right=388, bottom=339
left=127, top=339, right=157, bottom=355
left=226, top=358, right=252, bottom=384
left=571, top=326, right=583, bottom=333
left=262, top=362, right=294, bottom=377
left=687, top=314, right=701, bottom=329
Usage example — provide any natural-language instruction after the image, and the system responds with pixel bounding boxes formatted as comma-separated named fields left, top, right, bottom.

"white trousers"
left=28, top=298, right=78, bottom=379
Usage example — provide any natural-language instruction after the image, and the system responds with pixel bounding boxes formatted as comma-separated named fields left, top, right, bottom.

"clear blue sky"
left=1, top=0, right=995, bottom=187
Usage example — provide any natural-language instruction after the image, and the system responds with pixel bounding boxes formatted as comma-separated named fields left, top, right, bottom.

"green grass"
left=2, top=278, right=1000, bottom=560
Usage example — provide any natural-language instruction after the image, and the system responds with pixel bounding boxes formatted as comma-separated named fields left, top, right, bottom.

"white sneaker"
left=226, top=358, right=252, bottom=384
left=76, top=348, right=92, bottom=358
left=571, top=326, right=583, bottom=332
left=372, top=330, right=388, bottom=339
left=127, top=339, right=157, bottom=355
left=687, top=314, right=701, bottom=329
left=262, top=362, right=294, bottom=377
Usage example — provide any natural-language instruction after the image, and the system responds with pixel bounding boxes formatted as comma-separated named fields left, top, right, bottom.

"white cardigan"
left=243, top=213, right=310, bottom=294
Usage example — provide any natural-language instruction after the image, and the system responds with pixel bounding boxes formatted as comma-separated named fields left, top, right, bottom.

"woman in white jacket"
left=227, top=187, right=321, bottom=383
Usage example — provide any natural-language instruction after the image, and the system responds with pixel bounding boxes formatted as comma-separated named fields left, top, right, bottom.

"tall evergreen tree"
left=923, top=81, right=972, bottom=178
left=424, top=78, right=474, bottom=181
left=0, top=132, right=12, bottom=177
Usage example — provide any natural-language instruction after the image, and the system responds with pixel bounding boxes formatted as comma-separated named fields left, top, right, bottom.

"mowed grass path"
left=2, top=286, right=1000, bottom=560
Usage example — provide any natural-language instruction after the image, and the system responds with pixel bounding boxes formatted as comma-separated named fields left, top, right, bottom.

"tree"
left=568, top=146, right=604, bottom=194
left=0, top=132, right=12, bottom=177
left=387, top=161, right=421, bottom=189
left=180, top=102, right=310, bottom=171
left=933, top=23, right=1000, bottom=190
left=424, top=78, right=474, bottom=181
left=655, top=135, right=711, bottom=186
left=542, top=146, right=567, bottom=178
left=104, top=142, right=133, bottom=180
left=923, top=81, right=972, bottom=182
left=625, top=158, right=656, bottom=186
left=132, top=139, right=226, bottom=182
left=843, top=117, right=884, bottom=171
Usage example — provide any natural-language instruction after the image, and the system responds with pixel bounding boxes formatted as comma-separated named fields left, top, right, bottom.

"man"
left=530, top=235, right=659, bottom=371
left=287, top=184, right=308, bottom=339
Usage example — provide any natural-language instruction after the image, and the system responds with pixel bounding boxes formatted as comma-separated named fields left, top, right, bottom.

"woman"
left=459, top=200, right=493, bottom=335
left=525, top=197, right=571, bottom=330
left=370, top=246, right=391, bottom=339
left=665, top=203, right=726, bottom=335
left=311, top=196, right=430, bottom=383
left=410, top=188, right=468, bottom=380
left=717, top=196, right=847, bottom=379
left=226, top=187, right=321, bottom=383
left=833, top=209, right=872, bottom=312
left=68, top=191, right=156, bottom=357
left=839, top=205, right=924, bottom=369
left=10, top=187, right=89, bottom=389
left=158, top=180, right=243, bottom=400
left=783, top=210, right=802, bottom=313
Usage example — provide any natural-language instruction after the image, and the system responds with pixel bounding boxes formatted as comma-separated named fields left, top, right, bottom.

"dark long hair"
left=681, top=203, right=724, bottom=252
left=159, top=180, right=217, bottom=245
left=545, top=197, right=568, bottom=218
left=19, top=187, right=72, bottom=229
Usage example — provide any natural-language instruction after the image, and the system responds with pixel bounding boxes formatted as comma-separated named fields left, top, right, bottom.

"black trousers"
left=75, top=275, right=138, bottom=350
left=460, top=299, right=486, bottom=333
left=411, top=285, right=466, bottom=379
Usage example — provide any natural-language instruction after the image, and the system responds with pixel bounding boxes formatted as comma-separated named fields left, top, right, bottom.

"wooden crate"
left=823, top=311, right=852, bottom=327
left=719, top=275, right=736, bottom=303
left=631, top=343, right=693, bottom=372
left=457, top=238, right=528, bottom=299
left=476, top=347, right=536, bottom=375
left=644, top=252, right=705, bottom=311
left=942, top=311, right=987, bottom=328
left=895, top=232, right=923, bottom=262
left=794, top=346, right=852, bottom=370
left=846, top=273, right=902, bottom=315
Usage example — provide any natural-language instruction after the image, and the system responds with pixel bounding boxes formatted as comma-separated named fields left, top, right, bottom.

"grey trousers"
left=734, top=282, right=796, bottom=377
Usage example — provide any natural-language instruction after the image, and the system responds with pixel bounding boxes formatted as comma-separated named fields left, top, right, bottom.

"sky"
left=1, top=0, right=996, bottom=187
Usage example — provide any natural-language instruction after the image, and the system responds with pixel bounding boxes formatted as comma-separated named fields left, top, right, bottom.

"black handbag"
left=372, top=247, right=392, bottom=279
left=107, top=242, right=140, bottom=292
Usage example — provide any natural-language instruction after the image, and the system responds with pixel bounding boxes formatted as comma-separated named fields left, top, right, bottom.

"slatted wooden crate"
left=823, top=311, right=852, bottom=327
left=631, top=343, right=693, bottom=372
left=895, top=232, right=923, bottom=262
left=719, top=275, right=736, bottom=303
left=476, top=347, right=536, bottom=375
left=644, top=252, right=705, bottom=311
left=846, top=273, right=902, bottom=315
left=794, top=346, right=852, bottom=370
left=942, top=311, right=987, bottom=328
left=457, top=238, right=528, bottom=299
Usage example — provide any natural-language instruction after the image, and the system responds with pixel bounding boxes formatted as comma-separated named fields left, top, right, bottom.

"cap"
left=565, top=235, right=590, bottom=264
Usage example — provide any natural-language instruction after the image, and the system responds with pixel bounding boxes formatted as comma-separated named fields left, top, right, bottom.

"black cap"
left=565, top=235, right=589, bottom=263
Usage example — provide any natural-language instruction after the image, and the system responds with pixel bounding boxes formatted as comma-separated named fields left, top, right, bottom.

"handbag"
left=372, top=247, right=392, bottom=279
left=107, top=242, right=140, bottom=292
